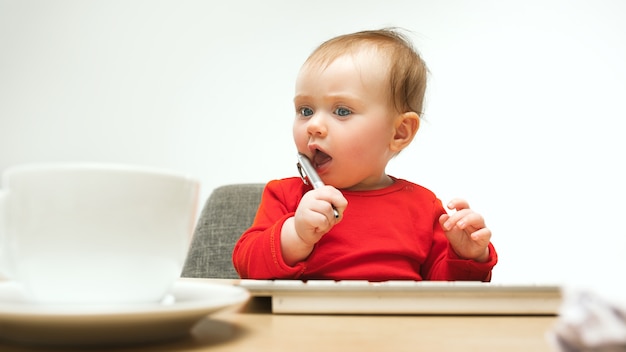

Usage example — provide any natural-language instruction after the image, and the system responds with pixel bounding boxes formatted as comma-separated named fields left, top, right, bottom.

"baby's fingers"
left=441, top=209, right=482, bottom=231
left=457, top=212, right=486, bottom=231
left=446, top=198, right=471, bottom=211
left=469, top=227, right=492, bottom=243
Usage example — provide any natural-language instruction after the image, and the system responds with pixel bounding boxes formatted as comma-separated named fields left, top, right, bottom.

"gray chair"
left=181, top=183, right=264, bottom=279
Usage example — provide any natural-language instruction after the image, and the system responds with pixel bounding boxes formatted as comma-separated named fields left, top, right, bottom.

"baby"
left=233, top=28, right=497, bottom=281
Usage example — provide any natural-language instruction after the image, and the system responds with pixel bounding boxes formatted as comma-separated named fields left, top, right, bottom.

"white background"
left=1, top=0, right=625, bottom=295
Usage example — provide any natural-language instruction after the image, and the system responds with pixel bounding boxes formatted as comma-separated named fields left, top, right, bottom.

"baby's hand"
left=439, top=198, right=491, bottom=262
left=294, top=185, right=347, bottom=245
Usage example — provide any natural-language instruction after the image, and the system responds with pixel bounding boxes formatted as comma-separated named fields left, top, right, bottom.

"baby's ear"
left=390, top=112, right=420, bottom=152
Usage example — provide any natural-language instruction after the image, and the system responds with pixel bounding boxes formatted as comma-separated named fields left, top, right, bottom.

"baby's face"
left=293, top=50, right=399, bottom=191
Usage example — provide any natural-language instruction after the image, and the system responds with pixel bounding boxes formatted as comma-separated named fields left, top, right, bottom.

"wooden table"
left=0, top=293, right=558, bottom=352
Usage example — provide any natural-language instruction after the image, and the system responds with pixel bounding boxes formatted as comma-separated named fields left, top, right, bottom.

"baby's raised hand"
left=294, top=185, right=347, bottom=245
left=439, top=198, right=491, bottom=262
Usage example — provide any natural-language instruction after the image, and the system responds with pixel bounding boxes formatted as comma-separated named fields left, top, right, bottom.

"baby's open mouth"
left=312, top=149, right=332, bottom=168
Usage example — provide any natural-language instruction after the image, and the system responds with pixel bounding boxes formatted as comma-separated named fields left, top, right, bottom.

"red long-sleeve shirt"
left=233, top=177, right=497, bottom=281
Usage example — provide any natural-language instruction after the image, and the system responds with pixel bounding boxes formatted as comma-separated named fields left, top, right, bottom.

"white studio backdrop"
left=1, top=0, right=625, bottom=297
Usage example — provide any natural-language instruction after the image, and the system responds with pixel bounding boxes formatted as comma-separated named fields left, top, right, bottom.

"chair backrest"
left=181, top=183, right=264, bottom=279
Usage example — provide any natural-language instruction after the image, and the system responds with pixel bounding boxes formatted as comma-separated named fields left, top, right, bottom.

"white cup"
left=0, top=163, right=199, bottom=305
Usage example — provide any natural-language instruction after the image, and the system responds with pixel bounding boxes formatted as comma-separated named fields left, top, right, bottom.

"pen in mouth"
left=297, top=153, right=340, bottom=219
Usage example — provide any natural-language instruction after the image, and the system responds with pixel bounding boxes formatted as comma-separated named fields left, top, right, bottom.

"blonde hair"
left=303, top=28, right=428, bottom=116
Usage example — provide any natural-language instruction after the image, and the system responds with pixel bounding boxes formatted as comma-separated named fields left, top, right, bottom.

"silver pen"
left=297, top=153, right=340, bottom=218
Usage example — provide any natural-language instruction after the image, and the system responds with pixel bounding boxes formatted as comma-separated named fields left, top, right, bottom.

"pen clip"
left=297, top=162, right=310, bottom=186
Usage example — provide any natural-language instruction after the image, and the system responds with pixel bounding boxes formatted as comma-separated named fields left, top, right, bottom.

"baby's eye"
left=299, top=107, right=314, bottom=117
left=334, top=107, right=352, bottom=117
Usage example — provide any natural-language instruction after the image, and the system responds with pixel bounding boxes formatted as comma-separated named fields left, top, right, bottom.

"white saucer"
left=0, top=279, right=249, bottom=346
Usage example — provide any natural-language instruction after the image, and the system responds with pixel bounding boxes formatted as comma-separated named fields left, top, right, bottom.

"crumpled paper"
left=549, top=287, right=626, bottom=352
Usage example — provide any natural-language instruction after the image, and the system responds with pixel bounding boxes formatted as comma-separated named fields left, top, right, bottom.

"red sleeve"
left=232, top=179, right=307, bottom=279
left=420, top=199, right=498, bottom=282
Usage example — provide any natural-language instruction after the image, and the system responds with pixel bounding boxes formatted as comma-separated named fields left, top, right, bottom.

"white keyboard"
left=236, top=279, right=562, bottom=315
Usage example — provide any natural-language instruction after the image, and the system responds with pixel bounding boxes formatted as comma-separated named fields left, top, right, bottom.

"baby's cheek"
left=292, top=127, right=309, bottom=148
